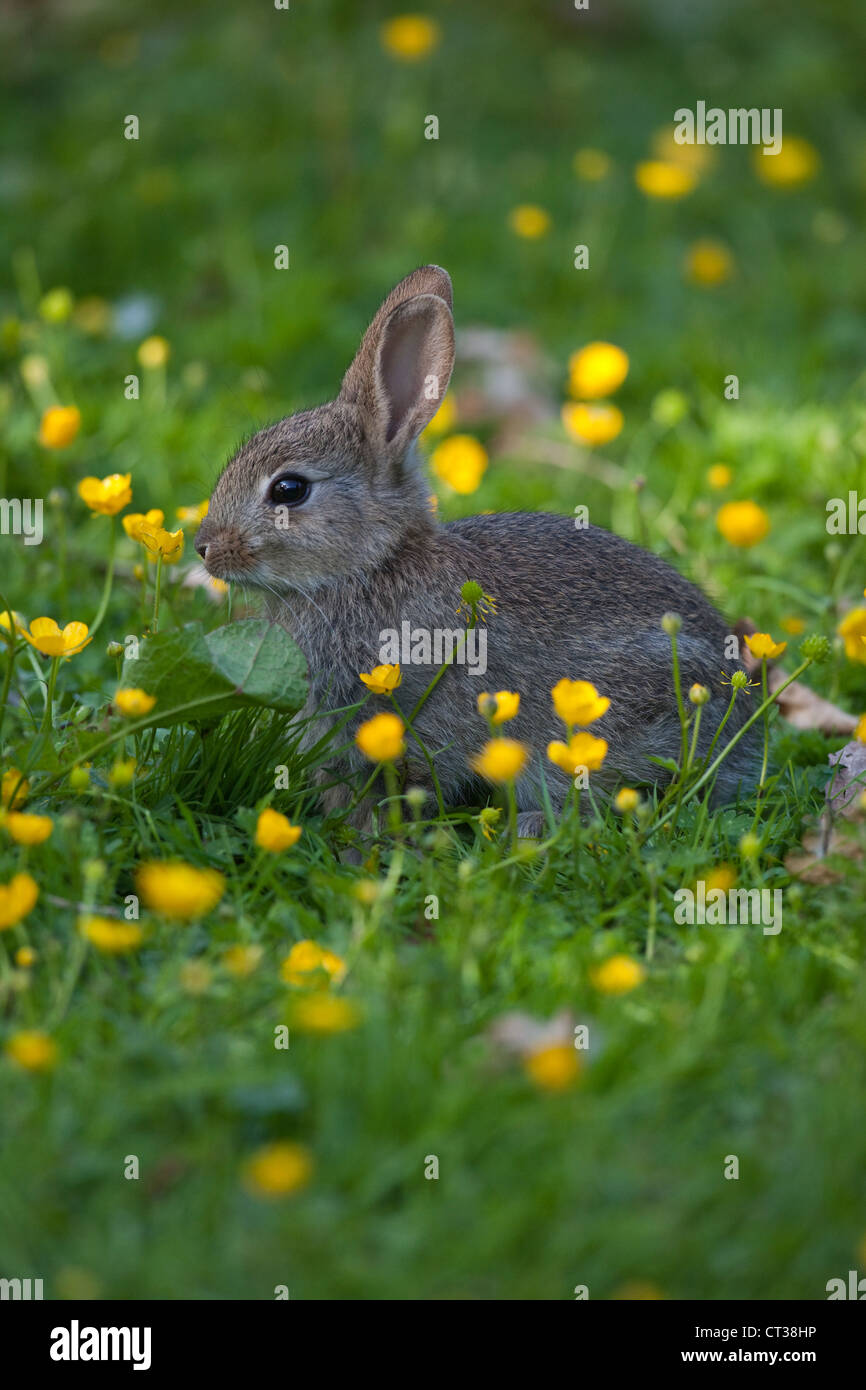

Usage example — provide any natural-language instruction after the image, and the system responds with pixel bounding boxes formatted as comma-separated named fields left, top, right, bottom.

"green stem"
left=758, top=660, right=770, bottom=793
left=89, top=515, right=117, bottom=639
left=408, top=631, right=467, bottom=723
left=0, top=594, right=20, bottom=744
left=40, top=655, right=61, bottom=733
left=668, top=627, right=690, bottom=773
left=152, top=552, right=164, bottom=633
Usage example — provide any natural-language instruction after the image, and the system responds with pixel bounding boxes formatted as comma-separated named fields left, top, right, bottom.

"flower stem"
left=89, top=515, right=117, bottom=639
left=152, top=552, right=164, bottom=633
left=40, top=655, right=61, bottom=733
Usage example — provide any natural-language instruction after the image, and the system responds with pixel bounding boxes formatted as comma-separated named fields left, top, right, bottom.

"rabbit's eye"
left=268, top=474, right=310, bottom=507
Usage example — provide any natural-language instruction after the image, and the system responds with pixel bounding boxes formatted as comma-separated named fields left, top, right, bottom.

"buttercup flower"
left=685, top=240, right=733, bottom=287
left=855, top=714, right=866, bottom=744
left=551, top=678, right=610, bottom=727
left=359, top=664, right=402, bottom=694
left=123, top=509, right=164, bottom=540
left=508, top=204, right=550, bottom=239
left=744, top=632, right=787, bottom=661
left=176, top=500, right=209, bottom=525
left=568, top=343, right=629, bottom=400
left=355, top=712, right=406, bottom=763
left=471, top=738, right=529, bottom=783
left=21, top=618, right=92, bottom=658
left=431, top=434, right=488, bottom=494
left=242, top=1141, right=313, bottom=1198
left=781, top=616, right=805, bottom=635
left=635, top=160, right=696, bottom=199
left=255, top=808, right=302, bottom=852
left=5, top=1030, right=57, bottom=1072
left=38, top=405, right=81, bottom=449
left=754, top=135, right=819, bottom=188
left=114, top=688, right=157, bottom=718
left=573, top=148, right=611, bottom=181
left=837, top=609, right=866, bottom=664
left=689, top=683, right=711, bottom=705
left=561, top=402, right=624, bottom=447
left=614, top=787, right=640, bottom=814
left=280, top=939, right=346, bottom=988
left=547, top=732, right=608, bottom=776
left=136, top=861, right=225, bottom=920
left=3, top=812, right=53, bottom=845
left=137, top=335, right=170, bottom=369
left=0, top=873, right=39, bottom=930
left=79, top=915, right=143, bottom=954
left=704, top=863, right=736, bottom=894
left=77, top=473, right=132, bottom=516
left=477, top=690, right=520, bottom=724
left=108, top=758, right=136, bottom=788
left=289, top=994, right=361, bottom=1033
left=2, top=769, right=29, bottom=808
left=223, top=944, right=263, bottom=978
left=0, top=610, right=26, bottom=643
left=716, top=500, right=770, bottom=548
left=136, top=521, right=184, bottom=562
left=380, top=15, right=440, bottom=61
left=477, top=806, right=502, bottom=840
left=592, top=954, right=646, bottom=995
left=15, top=946, right=37, bottom=968
left=651, top=123, right=713, bottom=174
left=524, top=1043, right=581, bottom=1092
left=707, top=464, right=732, bottom=489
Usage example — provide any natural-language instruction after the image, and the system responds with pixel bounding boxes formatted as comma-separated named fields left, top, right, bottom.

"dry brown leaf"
left=826, top=741, right=866, bottom=817
left=785, top=826, right=861, bottom=883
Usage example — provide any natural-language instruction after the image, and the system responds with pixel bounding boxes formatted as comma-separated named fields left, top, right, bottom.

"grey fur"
left=196, top=266, right=758, bottom=826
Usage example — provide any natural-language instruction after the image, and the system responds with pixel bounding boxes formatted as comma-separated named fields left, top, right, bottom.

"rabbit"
left=195, top=265, right=758, bottom=837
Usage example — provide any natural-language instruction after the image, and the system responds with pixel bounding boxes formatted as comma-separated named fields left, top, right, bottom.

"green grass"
left=1, top=0, right=866, bottom=1300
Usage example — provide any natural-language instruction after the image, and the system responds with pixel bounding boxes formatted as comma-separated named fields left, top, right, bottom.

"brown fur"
left=196, top=266, right=757, bottom=829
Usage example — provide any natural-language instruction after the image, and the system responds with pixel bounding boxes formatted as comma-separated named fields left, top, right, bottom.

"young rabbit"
left=195, top=266, right=757, bottom=835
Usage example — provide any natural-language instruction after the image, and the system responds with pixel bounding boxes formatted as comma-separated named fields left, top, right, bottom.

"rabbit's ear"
left=339, top=266, right=454, bottom=456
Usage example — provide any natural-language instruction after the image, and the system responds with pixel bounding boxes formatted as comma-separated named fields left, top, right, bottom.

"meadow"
left=1, top=0, right=865, bottom=1300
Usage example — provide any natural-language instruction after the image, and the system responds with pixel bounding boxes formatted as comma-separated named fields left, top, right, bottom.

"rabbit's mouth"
left=195, top=524, right=261, bottom=583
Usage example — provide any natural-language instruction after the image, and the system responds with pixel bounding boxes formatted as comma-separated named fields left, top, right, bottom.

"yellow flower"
left=477, top=690, right=520, bottom=724
left=123, top=509, right=164, bottom=540
left=242, top=1141, right=313, bottom=1198
left=21, top=618, right=92, bottom=658
left=137, top=335, right=171, bottom=369
left=2, top=769, right=29, bottom=808
left=430, top=434, right=488, bottom=494
left=355, top=712, right=406, bottom=763
left=359, top=663, right=402, bottom=694
left=0, top=610, right=27, bottom=642
left=716, top=500, right=770, bottom=548
left=39, top=286, right=74, bottom=323
left=136, top=861, right=225, bottom=920
left=524, top=1043, right=581, bottom=1092
left=38, top=405, right=81, bottom=449
left=547, top=732, right=608, bottom=776
left=744, top=632, right=787, bottom=661
left=78, top=915, right=143, bottom=953
left=114, top=688, right=157, bottom=717
left=689, top=683, right=710, bottom=705
left=754, top=135, right=819, bottom=188
left=781, top=615, right=805, bottom=636
left=3, top=812, right=53, bottom=845
left=15, top=946, right=37, bottom=968
left=471, top=738, right=529, bottom=783
left=380, top=14, right=440, bottom=61
left=74, top=296, right=111, bottom=335
left=422, top=394, right=457, bottom=439
left=614, top=787, right=640, bottom=814
left=5, top=1030, right=57, bottom=1072
left=838, top=608, right=866, bottom=663
left=280, top=939, right=346, bottom=988
left=707, top=463, right=732, bottom=489
left=592, top=954, right=646, bottom=995
left=477, top=806, right=502, bottom=840
left=77, top=472, right=132, bottom=516
left=855, top=715, right=866, bottom=743
left=573, top=148, right=611, bottom=181
left=223, top=944, right=263, bottom=977
left=179, top=960, right=212, bottom=995
left=136, top=521, right=184, bottom=562
left=634, top=160, right=696, bottom=199
left=612, top=1281, right=665, bottom=1301
left=704, top=863, right=736, bottom=894
left=568, top=342, right=629, bottom=399
left=651, top=124, right=713, bottom=174
left=561, top=402, right=624, bottom=447
left=685, top=239, right=733, bottom=287
left=508, top=204, right=551, bottom=239
left=0, top=873, right=39, bottom=930
left=109, top=758, right=136, bottom=788
left=551, top=678, right=610, bottom=727
left=176, top=500, right=209, bottom=525
left=255, top=808, right=302, bottom=852
left=289, top=994, right=361, bottom=1034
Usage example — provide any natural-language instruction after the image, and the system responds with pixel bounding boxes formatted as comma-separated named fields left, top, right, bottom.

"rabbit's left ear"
left=339, top=266, right=455, bottom=457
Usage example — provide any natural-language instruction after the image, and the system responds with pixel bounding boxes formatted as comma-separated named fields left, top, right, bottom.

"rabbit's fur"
left=196, top=266, right=757, bottom=829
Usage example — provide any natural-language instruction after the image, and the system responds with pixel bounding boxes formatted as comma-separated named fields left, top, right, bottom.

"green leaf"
left=119, top=620, right=307, bottom=727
